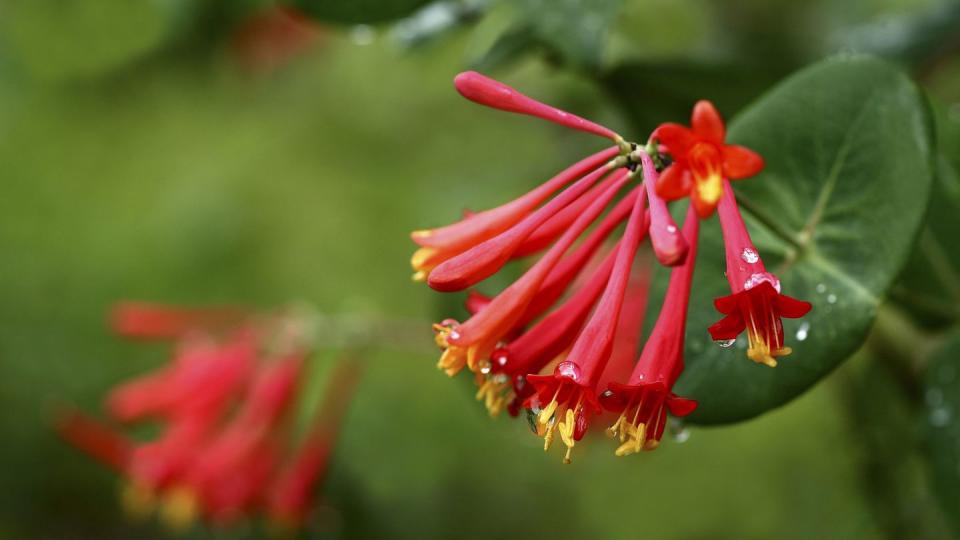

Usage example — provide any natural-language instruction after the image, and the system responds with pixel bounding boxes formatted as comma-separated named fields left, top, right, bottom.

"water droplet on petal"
left=795, top=322, right=810, bottom=341
left=741, top=248, right=759, bottom=264
left=555, top=361, right=582, bottom=382
left=478, top=360, right=492, bottom=374
left=666, top=225, right=677, bottom=234
left=714, top=338, right=736, bottom=348
left=743, top=272, right=780, bottom=292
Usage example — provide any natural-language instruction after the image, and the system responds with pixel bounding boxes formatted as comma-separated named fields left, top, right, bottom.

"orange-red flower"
left=651, top=101, right=764, bottom=218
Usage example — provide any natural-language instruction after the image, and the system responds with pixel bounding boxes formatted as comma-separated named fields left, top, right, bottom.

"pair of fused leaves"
left=623, top=55, right=934, bottom=424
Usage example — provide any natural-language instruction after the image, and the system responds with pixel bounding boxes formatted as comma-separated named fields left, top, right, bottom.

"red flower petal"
left=655, top=164, right=693, bottom=201
left=707, top=312, right=745, bottom=341
left=776, top=293, right=813, bottom=318
left=651, top=123, right=695, bottom=157
left=665, top=395, right=698, bottom=417
left=691, top=100, right=725, bottom=144
left=722, top=145, right=764, bottom=179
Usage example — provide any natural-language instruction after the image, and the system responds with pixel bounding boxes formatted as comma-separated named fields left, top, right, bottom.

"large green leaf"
left=922, top=330, right=960, bottom=537
left=672, top=55, right=934, bottom=424
left=292, top=0, right=433, bottom=25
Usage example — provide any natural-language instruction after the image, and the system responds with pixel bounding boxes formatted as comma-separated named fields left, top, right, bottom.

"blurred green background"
left=0, top=0, right=958, bottom=538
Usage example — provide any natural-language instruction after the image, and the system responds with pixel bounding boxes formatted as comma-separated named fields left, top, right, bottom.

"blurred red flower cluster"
left=56, top=302, right=359, bottom=532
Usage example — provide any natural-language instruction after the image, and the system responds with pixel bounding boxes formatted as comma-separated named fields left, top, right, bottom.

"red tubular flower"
left=110, top=302, right=246, bottom=340
left=475, top=245, right=619, bottom=416
left=708, top=182, right=812, bottom=367
left=427, top=163, right=617, bottom=292
left=651, top=100, right=764, bottom=218
left=454, top=71, right=623, bottom=143
left=57, top=304, right=359, bottom=533
left=55, top=409, right=132, bottom=472
left=525, top=185, right=648, bottom=464
left=434, top=169, right=633, bottom=376
left=600, top=206, right=700, bottom=456
left=268, top=359, right=361, bottom=529
left=410, top=146, right=619, bottom=281
left=597, top=254, right=652, bottom=392
left=639, top=150, right=688, bottom=265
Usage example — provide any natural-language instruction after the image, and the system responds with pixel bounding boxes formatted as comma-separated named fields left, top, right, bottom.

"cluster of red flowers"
left=411, top=72, right=812, bottom=462
left=56, top=302, right=359, bottom=531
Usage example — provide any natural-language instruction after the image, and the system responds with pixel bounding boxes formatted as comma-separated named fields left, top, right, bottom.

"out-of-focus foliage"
left=924, top=330, right=960, bottom=537
left=0, top=0, right=960, bottom=538
left=292, top=0, right=434, bottom=24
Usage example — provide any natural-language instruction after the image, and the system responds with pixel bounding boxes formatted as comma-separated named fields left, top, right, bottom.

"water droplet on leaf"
left=795, top=322, right=810, bottom=341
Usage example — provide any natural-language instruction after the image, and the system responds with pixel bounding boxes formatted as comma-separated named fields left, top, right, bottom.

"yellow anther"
left=558, top=408, right=576, bottom=448
left=120, top=482, right=155, bottom=520
left=158, top=486, right=198, bottom=532
left=475, top=378, right=510, bottom=416
left=437, top=347, right=467, bottom=376
left=538, top=399, right=558, bottom=426
left=543, top=422, right=555, bottom=451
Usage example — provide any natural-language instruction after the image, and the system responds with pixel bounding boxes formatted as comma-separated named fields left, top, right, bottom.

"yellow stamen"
left=475, top=376, right=512, bottom=417
left=120, top=482, right=155, bottom=520
left=695, top=171, right=723, bottom=207
left=437, top=347, right=467, bottom=376
left=158, top=486, right=198, bottom=532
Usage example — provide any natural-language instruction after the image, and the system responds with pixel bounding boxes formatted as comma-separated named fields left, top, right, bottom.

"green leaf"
left=292, top=0, right=433, bottom=25
left=923, top=330, right=960, bottom=536
left=672, top=54, right=935, bottom=424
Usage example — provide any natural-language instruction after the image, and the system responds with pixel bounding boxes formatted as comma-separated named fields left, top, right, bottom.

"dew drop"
left=741, top=248, right=759, bottom=264
left=555, top=361, right=582, bottom=382
left=666, top=225, right=677, bottom=234
left=714, top=338, right=736, bottom=348
left=816, top=283, right=827, bottom=294
left=478, top=360, right=492, bottom=375
left=795, top=322, right=810, bottom=341
left=743, top=272, right=780, bottom=292
left=827, top=294, right=837, bottom=304
left=525, top=408, right=540, bottom=433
